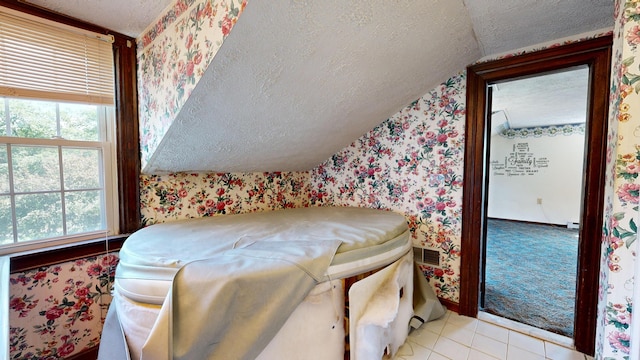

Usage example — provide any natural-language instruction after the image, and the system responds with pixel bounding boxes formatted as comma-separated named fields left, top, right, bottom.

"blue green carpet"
left=483, top=218, right=578, bottom=337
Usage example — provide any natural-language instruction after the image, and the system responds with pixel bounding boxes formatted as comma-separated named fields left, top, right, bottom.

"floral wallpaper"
left=307, top=29, right=638, bottom=359
left=309, top=74, right=466, bottom=302
left=140, top=172, right=311, bottom=224
left=597, top=1, right=640, bottom=359
left=138, top=0, right=247, bottom=170
left=8, top=1, right=634, bottom=358
left=9, top=254, right=118, bottom=359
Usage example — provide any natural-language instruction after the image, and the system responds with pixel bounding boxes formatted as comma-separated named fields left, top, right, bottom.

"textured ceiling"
left=147, top=0, right=479, bottom=172
left=17, top=0, right=615, bottom=173
left=463, top=0, right=614, bottom=56
left=23, top=0, right=174, bottom=37
left=491, top=66, right=590, bottom=134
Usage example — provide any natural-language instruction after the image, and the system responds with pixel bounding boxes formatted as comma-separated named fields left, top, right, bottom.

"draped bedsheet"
left=99, top=239, right=341, bottom=360
left=97, top=207, right=445, bottom=359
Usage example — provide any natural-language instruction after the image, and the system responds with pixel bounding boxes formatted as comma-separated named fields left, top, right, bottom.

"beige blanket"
left=139, top=239, right=341, bottom=360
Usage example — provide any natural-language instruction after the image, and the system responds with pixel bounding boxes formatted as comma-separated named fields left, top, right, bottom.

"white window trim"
left=0, top=105, right=119, bottom=256
left=103, top=106, right=120, bottom=238
left=0, top=5, right=120, bottom=256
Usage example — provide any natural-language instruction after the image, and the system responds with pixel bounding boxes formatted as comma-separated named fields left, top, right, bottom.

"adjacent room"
left=483, top=66, right=589, bottom=338
left=2, top=0, right=638, bottom=359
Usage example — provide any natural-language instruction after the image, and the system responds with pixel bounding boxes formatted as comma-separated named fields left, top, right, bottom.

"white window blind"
left=0, top=7, right=115, bottom=105
left=0, top=7, right=118, bottom=254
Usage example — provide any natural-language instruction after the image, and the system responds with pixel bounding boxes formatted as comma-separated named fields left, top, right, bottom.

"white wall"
left=487, top=132, right=585, bottom=225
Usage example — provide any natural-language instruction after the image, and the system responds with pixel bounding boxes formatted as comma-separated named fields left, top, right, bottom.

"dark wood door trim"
left=460, top=36, right=612, bottom=356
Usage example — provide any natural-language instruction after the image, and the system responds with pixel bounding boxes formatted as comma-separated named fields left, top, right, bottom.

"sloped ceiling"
left=463, top=0, right=614, bottom=56
left=148, top=0, right=479, bottom=172
left=23, top=0, right=614, bottom=173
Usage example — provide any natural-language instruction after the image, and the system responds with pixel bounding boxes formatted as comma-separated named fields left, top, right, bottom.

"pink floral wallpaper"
left=596, top=1, right=640, bottom=358
left=140, top=172, right=311, bottom=224
left=140, top=24, right=634, bottom=358
left=309, top=74, right=466, bottom=302
left=8, top=1, right=634, bottom=358
left=308, top=28, right=636, bottom=358
left=138, top=0, right=247, bottom=170
left=8, top=170, right=311, bottom=359
left=9, top=254, right=117, bottom=359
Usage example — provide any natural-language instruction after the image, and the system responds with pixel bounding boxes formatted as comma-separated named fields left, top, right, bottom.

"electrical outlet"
left=537, top=198, right=542, bottom=205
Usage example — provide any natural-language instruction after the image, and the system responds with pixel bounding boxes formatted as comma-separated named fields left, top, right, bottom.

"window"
left=0, top=7, right=118, bottom=254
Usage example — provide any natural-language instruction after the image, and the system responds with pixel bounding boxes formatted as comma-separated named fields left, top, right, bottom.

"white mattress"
left=116, top=206, right=411, bottom=304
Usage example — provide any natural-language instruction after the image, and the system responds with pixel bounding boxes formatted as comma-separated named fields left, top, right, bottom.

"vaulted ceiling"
left=23, top=0, right=614, bottom=173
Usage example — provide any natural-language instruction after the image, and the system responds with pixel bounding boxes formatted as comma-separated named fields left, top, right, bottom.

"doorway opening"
left=459, top=36, right=612, bottom=356
left=481, top=66, right=589, bottom=339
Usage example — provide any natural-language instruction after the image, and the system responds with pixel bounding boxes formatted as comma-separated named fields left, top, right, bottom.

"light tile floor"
left=393, top=311, right=593, bottom=360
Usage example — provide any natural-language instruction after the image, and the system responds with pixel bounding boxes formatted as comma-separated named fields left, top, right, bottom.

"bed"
left=98, top=206, right=444, bottom=359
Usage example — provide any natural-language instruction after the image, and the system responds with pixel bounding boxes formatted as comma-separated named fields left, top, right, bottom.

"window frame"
left=0, top=0, right=140, bottom=260
left=0, top=101, right=118, bottom=252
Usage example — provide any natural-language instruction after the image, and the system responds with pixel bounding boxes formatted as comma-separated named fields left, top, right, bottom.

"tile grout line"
left=396, top=311, right=590, bottom=360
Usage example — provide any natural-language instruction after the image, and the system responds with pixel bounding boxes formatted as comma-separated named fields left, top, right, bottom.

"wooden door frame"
left=459, top=36, right=612, bottom=356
